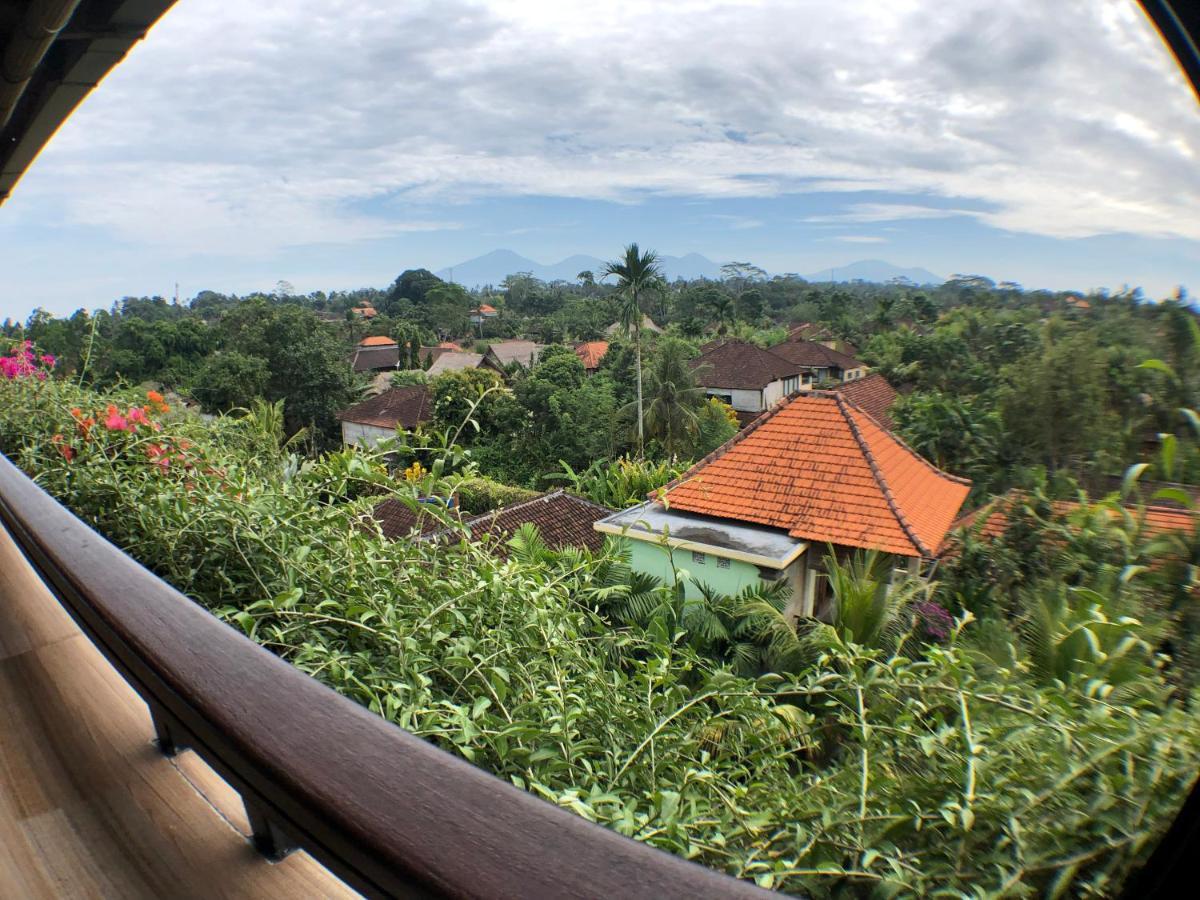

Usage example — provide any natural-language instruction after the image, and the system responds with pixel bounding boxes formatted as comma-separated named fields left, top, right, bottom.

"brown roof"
left=829, top=374, right=899, bottom=430
left=951, top=492, right=1196, bottom=545
left=427, top=352, right=484, bottom=376
left=336, top=386, right=433, bottom=430
left=369, top=498, right=454, bottom=540
left=485, top=340, right=544, bottom=369
left=460, top=491, right=613, bottom=554
left=574, top=340, right=610, bottom=370
left=689, top=340, right=799, bottom=390
left=351, top=345, right=401, bottom=372
left=661, top=392, right=970, bottom=558
left=769, top=340, right=863, bottom=372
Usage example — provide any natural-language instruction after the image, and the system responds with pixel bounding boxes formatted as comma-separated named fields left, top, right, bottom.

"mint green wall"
left=624, top=537, right=764, bottom=598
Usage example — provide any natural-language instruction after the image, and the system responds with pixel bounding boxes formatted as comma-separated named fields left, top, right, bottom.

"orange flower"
left=146, top=390, right=164, bottom=404
left=51, top=434, right=75, bottom=462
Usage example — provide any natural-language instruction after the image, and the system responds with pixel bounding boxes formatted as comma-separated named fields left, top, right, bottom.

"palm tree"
left=604, top=243, right=663, bottom=456
left=641, top=338, right=707, bottom=457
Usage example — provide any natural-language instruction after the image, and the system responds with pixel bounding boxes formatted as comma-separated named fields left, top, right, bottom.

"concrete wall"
left=729, top=388, right=765, bottom=412
left=762, top=380, right=785, bottom=409
left=341, top=422, right=394, bottom=448
left=624, top=538, right=766, bottom=599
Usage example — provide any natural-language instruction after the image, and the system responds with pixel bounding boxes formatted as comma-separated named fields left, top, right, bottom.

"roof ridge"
left=656, top=390, right=806, bottom=498
left=833, top=392, right=930, bottom=558
left=842, top=392, right=972, bottom=487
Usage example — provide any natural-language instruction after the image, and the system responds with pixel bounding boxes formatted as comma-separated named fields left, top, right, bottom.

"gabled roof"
left=359, top=335, right=399, bottom=347
left=829, top=374, right=899, bottom=430
left=351, top=306, right=378, bottom=318
left=350, top=345, right=401, bottom=372
left=336, top=386, right=433, bottom=430
left=474, top=303, right=498, bottom=315
left=605, top=315, right=662, bottom=337
left=574, top=340, right=610, bottom=370
left=660, top=392, right=970, bottom=558
left=460, top=491, right=613, bottom=554
left=689, top=340, right=798, bottom=390
left=427, top=352, right=484, bottom=376
left=769, top=340, right=863, bottom=372
left=485, top=340, right=544, bottom=368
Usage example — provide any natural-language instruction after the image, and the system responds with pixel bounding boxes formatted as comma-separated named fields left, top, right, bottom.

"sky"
left=3, top=0, right=1200, bottom=320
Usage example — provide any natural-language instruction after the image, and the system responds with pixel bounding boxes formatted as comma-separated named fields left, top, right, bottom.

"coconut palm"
left=604, top=243, right=663, bottom=456
left=641, top=338, right=707, bottom=458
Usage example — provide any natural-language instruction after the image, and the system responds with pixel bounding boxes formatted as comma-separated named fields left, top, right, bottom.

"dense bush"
left=1, top=364, right=1197, bottom=896
left=454, top=476, right=541, bottom=514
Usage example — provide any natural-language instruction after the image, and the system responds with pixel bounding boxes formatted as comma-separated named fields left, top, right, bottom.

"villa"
left=594, top=392, right=970, bottom=620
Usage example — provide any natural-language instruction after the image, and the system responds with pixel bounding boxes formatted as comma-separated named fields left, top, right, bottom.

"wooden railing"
left=0, top=452, right=767, bottom=899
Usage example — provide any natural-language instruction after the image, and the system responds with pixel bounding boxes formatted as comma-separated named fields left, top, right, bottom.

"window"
left=691, top=550, right=706, bottom=564
left=716, top=557, right=730, bottom=569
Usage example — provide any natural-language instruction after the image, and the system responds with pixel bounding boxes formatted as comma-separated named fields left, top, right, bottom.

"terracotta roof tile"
left=661, top=392, right=970, bottom=557
left=952, top=492, right=1196, bottom=545
left=829, top=374, right=899, bottom=429
left=369, top=498, right=453, bottom=540
left=336, top=386, right=433, bottom=430
left=574, top=341, right=610, bottom=370
left=359, top=335, right=399, bottom=347
left=689, top=340, right=799, bottom=390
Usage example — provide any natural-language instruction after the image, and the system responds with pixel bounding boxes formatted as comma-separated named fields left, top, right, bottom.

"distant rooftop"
left=690, top=340, right=798, bottom=390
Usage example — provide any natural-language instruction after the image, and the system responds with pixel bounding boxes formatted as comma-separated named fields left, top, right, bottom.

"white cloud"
left=835, top=235, right=889, bottom=244
left=9, top=0, right=1200, bottom=253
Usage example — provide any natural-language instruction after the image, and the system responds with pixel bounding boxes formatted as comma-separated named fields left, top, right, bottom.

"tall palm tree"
left=604, top=243, right=663, bottom=456
left=641, top=338, right=707, bottom=457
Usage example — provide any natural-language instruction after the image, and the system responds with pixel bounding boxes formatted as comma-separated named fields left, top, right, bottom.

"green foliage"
left=2, top=373, right=1198, bottom=897
left=695, top=397, right=738, bottom=456
left=554, top=456, right=689, bottom=508
left=190, top=351, right=270, bottom=412
left=454, top=476, right=541, bottom=514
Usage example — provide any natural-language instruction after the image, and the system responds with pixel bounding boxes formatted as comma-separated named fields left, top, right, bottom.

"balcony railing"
left=0, top=451, right=766, bottom=899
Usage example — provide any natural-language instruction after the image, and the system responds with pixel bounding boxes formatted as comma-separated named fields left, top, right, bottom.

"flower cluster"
left=1, top=341, right=55, bottom=380
left=403, top=460, right=426, bottom=482
left=911, top=599, right=954, bottom=642
left=53, top=390, right=174, bottom=465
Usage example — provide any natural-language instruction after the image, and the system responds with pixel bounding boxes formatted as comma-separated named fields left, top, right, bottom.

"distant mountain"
left=437, top=250, right=723, bottom=287
left=804, top=259, right=943, bottom=285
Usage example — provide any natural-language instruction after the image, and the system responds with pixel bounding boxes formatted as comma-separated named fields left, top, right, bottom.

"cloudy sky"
left=2, top=0, right=1199, bottom=319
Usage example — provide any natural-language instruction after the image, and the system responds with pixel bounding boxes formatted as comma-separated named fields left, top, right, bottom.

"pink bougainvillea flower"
left=50, top=434, right=75, bottom=462
left=127, top=406, right=149, bottom=427
left=104, top=404, right=128, bottom=432
left=40, top=354, right=55, bottom=368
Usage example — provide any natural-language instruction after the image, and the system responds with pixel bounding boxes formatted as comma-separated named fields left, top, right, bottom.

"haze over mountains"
left=437, top=250, right=943, bottom=288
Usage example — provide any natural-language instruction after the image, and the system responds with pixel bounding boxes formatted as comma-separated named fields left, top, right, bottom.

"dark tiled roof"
left=369, top=498, right=456, bottom=540
left=351, top=345, right=401, bottom=372
left=769, top=339, right=863, bottom=372
left=485, top=340, right=545, bottom=368
left=336, top=386, right=433, bottom=429
left=461, top=490, right=613, bottom=554
left=830, top=374, right=898, bottom=430
left=689, top=340, right=799, bottom=390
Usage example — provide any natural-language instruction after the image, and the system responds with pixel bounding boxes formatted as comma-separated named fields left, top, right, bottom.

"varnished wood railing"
left=0, top=452, right=766, bottom=899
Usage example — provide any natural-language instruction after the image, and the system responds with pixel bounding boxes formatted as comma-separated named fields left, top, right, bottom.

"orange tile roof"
left=661, top=392, right=970, bottom=557
left=829, top=373, right=899, bottom=430
left=358, top=335, right=399, bottom=347
left=953, top=493, right=1196, bottom=543
left=574, top=340, right=609, bottom=370
left=474, top=303, right=498, bottom=314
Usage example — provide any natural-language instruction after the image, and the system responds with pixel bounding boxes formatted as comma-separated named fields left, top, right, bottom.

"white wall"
left=761, top=380, right=786, bottom=408
left=341, top=422, right=394, bottom=447
left=729, top=388, right=765, bottom=412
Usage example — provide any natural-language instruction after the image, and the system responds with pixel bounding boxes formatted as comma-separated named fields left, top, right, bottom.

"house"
left=358, top=335, right=398, bottom=348
left=604, top=315, right=663, bottom=338
left=469, top=303, right=500, bottom=325
left=689, top=340, right=805, bottom=428
left=828, top=373, right=899, bottom=430
left=426, top=351, right=484, bottom=376
left=458, top=491, right=612, bottom=554
left=350, top=305, right=378, bottom=319
left=768, top=339, right=869, bottom=383
left=786, top=323, right=859, bottom=357
left=482, top=340, right=545, bottom=373
left=594, top=392, right=970, bottom=620
left=574, top=340, right=610, bottom=374
left=368, top=490, right=612, bottom=555
left=335, top=386, right=433, bottom=446
left=350, top=343, right=401, bottom=373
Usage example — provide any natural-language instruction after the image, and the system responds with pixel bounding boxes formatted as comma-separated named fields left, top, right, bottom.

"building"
left=483, top=340, right=545, bottom=373
left=594, top=392, right=970, bottom=620
left=604, top=315, right=663, bottom=338
left=426, top=351, right=484, bottom=376
left=458, top=491, right=612, bottom=554
left=336, top=386, right=433, bottom=446
left=828, top=373, right=899, bottom=430
left=689, top=340, right=804, bottom=427
left=768, top=339, right=868, bottom=383
left=469, top=303, right=500, bottom=325
left=350, top=305, right=378, bottom=319
left=574, top=340, right=610, bottom=374
left=350, top=342, right=401, bottom=373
